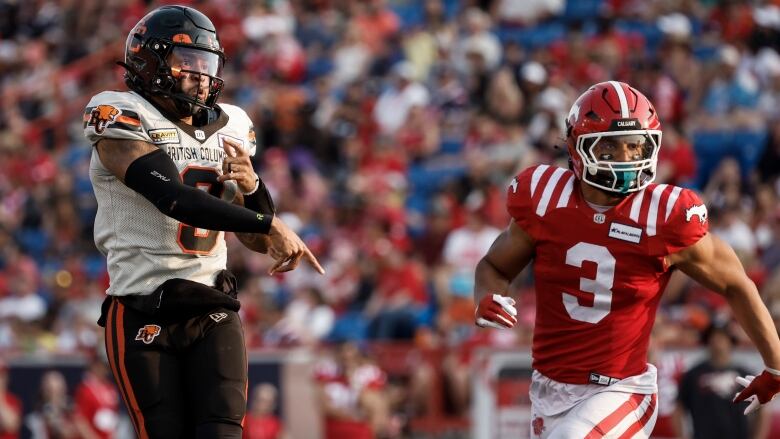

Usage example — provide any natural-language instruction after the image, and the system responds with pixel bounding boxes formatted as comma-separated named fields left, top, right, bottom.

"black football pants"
left=103, top=296, right=247, bottom=438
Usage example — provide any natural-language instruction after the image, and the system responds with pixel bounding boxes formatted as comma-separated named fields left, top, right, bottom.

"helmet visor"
left=167, top=46, right=223, bottom=77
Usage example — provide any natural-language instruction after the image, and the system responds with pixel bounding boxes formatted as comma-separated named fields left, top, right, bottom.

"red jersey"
left=507, top=165, right=707, bottom=384
left=314, top=360, right=386, bottom=439
left=73, top=375, right=119, bottom=439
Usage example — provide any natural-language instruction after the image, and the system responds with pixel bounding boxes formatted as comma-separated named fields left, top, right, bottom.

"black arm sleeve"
left=123, top=149, right=273, bottom=234
left=243, top=178, right=276, bottom=214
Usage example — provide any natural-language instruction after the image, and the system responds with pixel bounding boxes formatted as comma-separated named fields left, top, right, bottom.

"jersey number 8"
left=176, top=166, right=225, bottom=255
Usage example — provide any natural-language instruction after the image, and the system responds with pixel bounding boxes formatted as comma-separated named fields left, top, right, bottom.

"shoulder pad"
left=218, top=103, right=257, bottom=156
left=629, top=184, right=708, bottom=254
left=507, top=165, right=575, bottom=237
left=83, top=91, right=153, bottom=145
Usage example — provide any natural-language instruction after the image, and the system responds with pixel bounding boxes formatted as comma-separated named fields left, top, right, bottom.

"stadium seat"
left=327, top=311, right=369, bottom=342
left=439, top=138, right=464, bottom=155
left=496, top=22, right=566, bottom=50
left=564, top=0, right=605, bottom=22
left=16, top=229, right=50, bottom=263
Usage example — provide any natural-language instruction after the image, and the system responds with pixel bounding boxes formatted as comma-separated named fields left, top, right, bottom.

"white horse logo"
left=685, top=204, right=708, bottom=223
left=509, top=178, right=518, bottom=193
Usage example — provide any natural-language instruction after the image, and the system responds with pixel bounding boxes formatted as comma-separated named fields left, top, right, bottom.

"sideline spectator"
left=24, top=371, right=77, bottom=439
left=72, top=356, right=118, bottom=439
left=243, top=383, right=286, bottom=439
left=0, top=361, right=21, bottom=439
left=674, top=320, right=769, bottom=439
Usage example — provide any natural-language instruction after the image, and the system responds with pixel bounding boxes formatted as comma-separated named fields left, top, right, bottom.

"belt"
left=589, top=372, right=621, bottom=386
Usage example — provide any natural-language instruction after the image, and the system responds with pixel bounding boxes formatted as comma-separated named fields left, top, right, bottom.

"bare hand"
left=268, top=217, right=325, bottom=275
left=218, top=138, right=257, bottom=193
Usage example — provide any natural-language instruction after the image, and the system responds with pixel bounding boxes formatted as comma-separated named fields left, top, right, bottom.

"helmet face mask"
left=121, top=6, right=226, bottom=118
left=576, top=130, right=662, bottom=194
left=566, top=81, right=662, bottom=195
left=164, top=46, right=224, bottom=112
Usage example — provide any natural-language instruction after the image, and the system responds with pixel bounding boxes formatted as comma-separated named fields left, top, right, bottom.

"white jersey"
left=84, top=90, right=256, bottom=296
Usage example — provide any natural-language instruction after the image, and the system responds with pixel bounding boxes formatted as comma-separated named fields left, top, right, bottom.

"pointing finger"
left=304, top=247, right=325, bottom=274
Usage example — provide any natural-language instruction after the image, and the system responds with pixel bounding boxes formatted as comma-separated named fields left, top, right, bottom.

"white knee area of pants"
left=532, top=391, right=658, bottom=439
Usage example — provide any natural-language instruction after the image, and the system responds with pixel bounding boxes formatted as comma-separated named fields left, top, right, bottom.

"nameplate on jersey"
left=608, top=222, right=642, bottom=244
left=148, top=128, right=180, bottom=145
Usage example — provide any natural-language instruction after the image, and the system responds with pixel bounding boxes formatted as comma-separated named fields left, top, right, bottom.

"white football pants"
left=530, top=391, right=658, bottom=438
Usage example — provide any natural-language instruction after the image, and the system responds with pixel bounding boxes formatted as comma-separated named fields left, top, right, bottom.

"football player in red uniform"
left=474, top=81, right=780, bottom=438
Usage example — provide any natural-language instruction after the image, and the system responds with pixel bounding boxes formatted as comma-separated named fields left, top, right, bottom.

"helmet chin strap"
left=173, top=99, right=196, bottom=118
left=160, top=80, right=207, bottom=119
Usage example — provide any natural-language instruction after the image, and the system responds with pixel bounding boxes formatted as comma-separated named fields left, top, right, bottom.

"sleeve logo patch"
left=685, top=204, right=708, bottom=224
left=148, top=128, right=180, bottom=144
left=89, top=105, right=121, bottom=134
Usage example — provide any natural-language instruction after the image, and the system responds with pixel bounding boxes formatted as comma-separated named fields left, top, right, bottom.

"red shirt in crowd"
left=315, top=359, right=386, bottom=439
left=243, top=415, right=282, bottom=439
left=73, top=374, right=119, bottom=439
left=0, top=392, right=22, bottom=439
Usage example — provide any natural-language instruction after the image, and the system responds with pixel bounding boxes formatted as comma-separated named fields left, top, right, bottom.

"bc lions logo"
left=134, top=324, right=161, bottom=344
left=89, top=105, right=121, bottom=134
left=532, top=417, right=545, bottom=436
left=685, top=204, right=708, bottom=224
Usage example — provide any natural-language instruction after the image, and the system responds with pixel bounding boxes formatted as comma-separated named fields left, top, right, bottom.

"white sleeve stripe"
left=646, top=184, right=668, bottom=236
left=664, top=186, right=683, bottom=222
left=536, top=167, right=566, bottom=216
left=530, top=165, right=550, bottom=197
left=609, top=81, right=630, bottom=118
left=556, top=174, right=575, bottom=208
left=629, top=188, right=646, bottom=222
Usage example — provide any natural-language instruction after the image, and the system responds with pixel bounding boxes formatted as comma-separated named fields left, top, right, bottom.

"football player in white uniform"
left=83, top=5, right=323, bottom=438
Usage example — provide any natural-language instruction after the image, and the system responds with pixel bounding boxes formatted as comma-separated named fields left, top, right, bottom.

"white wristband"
left=766, top=367, right=780, bottom=376
left=242, top=176, right=260, bottom=195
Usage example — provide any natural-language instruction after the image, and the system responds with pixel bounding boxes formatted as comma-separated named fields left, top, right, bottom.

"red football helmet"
left=565, top=81, right=662, bottom=194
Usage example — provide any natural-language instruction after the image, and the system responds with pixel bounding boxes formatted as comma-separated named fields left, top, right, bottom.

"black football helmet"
left=120, top=5, right=225, bottom=117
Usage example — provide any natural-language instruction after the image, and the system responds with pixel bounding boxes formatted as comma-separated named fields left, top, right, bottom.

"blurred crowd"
left=2, top=0, right=780, bottom=436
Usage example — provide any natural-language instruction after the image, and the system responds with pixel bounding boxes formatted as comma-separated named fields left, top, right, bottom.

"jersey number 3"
left=177, top=166, right=225, bottom=255
left=562, top=242, right=615, bottom=324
